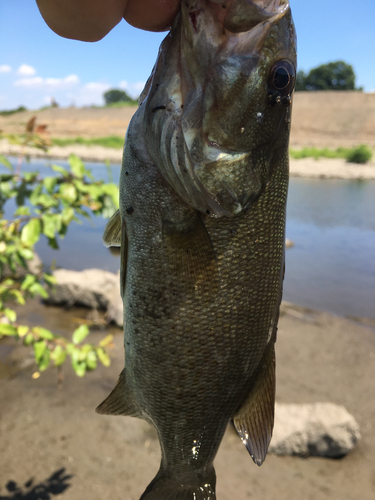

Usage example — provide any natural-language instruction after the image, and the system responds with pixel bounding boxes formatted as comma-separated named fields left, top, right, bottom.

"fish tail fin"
left=140, top=466, right=216, bottom=500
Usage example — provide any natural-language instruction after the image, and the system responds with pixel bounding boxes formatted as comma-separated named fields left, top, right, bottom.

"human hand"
left=36, top=0, right=181, bottom=41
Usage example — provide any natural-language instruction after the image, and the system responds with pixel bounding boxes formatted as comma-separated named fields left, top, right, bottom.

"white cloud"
left=0, top=65, right=12, bottom=73
left=119, top=80, right=146, bottom=99
left=17, top=64, right=36, bottom=76
left=68, top=81, right=111, bottom=106
left=14, top=74, right=80, bottom=89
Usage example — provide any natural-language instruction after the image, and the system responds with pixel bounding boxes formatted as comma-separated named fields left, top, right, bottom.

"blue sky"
left=1, top=0, right=374, bottom=110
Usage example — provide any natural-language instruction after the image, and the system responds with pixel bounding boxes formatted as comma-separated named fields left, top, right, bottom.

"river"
left=2, top=158, right=375, bottom=319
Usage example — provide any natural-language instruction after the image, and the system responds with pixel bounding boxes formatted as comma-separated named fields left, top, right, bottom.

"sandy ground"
left=1, top=301, right=375, bottom=500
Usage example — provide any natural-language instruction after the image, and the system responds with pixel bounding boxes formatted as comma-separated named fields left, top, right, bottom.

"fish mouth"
left=201, top=0, right=290, bottom=32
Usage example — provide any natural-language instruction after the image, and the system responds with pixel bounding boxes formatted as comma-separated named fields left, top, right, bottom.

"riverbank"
left=1, top=299, right=374, bottom=500
left=1, top=139, right=374, bottom=180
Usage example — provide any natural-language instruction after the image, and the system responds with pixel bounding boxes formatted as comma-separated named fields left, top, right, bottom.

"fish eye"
left=268, top=60, right=296, bottom=95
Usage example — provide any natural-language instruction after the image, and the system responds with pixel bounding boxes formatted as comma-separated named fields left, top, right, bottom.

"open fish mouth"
left=203, top=0, right=290, bottom=32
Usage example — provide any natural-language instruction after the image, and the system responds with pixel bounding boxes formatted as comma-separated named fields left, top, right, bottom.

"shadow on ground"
left=0, top=469, right=72, bottom=500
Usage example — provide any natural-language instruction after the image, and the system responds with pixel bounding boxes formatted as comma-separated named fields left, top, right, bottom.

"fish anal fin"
left=232, top=341, right=276, bottom=466
left=95, top=369, right=141, bottom=418
left=162, top=212, right=219, bottom=293
left=103, top=209, right=122, bottom=248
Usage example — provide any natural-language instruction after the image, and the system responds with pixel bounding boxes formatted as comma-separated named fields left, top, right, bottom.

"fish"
left=96, top=0, right=297, bottom=499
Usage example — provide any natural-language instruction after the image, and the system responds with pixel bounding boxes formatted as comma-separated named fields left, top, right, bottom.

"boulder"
left=45, top=268, right=118, bottom=310
left=270, top=402, right=360, bottom=458
left=105, top=272, right=123, bottom=327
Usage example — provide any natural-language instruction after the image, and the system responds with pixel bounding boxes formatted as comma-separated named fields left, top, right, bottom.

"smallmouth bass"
left=97, top=1, right=297, bottom=499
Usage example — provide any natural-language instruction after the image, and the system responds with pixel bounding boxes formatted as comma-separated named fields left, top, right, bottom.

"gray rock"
left=270, top=402, right=360, bottom=458
left=105, top=272, right=123, bottom=327
left=45, top=268, right=118, bottom=310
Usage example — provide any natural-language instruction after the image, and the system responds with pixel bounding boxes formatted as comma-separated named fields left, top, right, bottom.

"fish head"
left=143, top=0, right=297, bottom=216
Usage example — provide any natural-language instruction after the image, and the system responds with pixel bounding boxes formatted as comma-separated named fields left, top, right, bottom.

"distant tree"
left=103, top=88, right=134, bottom=105
left=295, top=61, right=358, bottom=91
left=295, top=70, right=307, bottom=91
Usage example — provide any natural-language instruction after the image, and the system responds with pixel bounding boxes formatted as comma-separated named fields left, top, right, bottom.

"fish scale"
left=97, top=1, right=296, bottom=499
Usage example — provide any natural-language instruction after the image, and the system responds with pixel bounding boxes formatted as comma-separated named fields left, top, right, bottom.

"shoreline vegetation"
left=1, top=137, right=374, bottom=180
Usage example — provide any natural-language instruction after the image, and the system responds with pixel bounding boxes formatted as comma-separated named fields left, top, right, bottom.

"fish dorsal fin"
left=232, top=340, right=276, bottom=466
left=162, top=212, right=219, bottom=294
left=103, top=209, right=122, bottom=248
left=95, top=369, right=141, bottom=417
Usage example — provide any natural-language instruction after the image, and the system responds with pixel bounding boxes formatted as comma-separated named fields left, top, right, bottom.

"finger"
left=124, top=0, right=180, bottom=32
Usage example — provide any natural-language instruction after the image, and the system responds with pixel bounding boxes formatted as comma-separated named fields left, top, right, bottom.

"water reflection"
left=285, top=178, right=375, bottom=318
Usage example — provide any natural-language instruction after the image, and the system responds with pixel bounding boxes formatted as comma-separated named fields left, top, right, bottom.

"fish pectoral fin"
left=162, top=212, right=219, bottom=292
left=95, top=369, right=141, bottom=417
left=103, top=209, right=122, bottom=247
left=232, top=340, right=276, bottom=466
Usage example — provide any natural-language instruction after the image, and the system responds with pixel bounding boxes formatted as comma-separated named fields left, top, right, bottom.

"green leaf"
left=14, top=206, right=31, bottom=217
left=61, top=207, right=75, bottom=225
left=18, top=248, right=34, bottom=260
left=34, top=340, right=47, bottom=362
left=9, top=289, right=25, bottom=305
left=17, top=325, right=29, bottom=337
left=29, top=183, right=43, bottom=205
left=52, top=345, right=67, bottom=367
left=0, top=155, right=13, bottom=171
left=99, top=334, right=113, bottom=347
left=0, top=174, right=13, bottom=182
left=38, top=349, right=51, bottom=371
left=0, top=323, right=17, bottom=336
left=60, top=183, right=77, bottom=204
left=68, top=155, right=85, bottom=179
left=43, top=273, right=57, bottom=285
left=96, top=347, right=111, bottom=367
left=51, top=164, right=68, bottom=176
left=72, top=324, right=90, bottom=345
left=86, top=350, right=97, bottom=370
left=21, top=218, right=41, bottom=246
left=23, top=332, right=35, bottom=346
left=21, top=274, right=36, bottom=291
left=42, top=214, right=62, bottom=239
left=33, top=326, right=54, bottom=340
left=43, top=176, right=57, bottom=193
left=29, top=282, right=49, bottom=299
left=71, top=347, right=87, bottom=376
left=4, top=308, right=16, bottom=322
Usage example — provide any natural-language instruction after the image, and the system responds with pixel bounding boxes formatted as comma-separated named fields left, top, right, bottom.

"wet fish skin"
left=97, top=1, right=296, bottom=499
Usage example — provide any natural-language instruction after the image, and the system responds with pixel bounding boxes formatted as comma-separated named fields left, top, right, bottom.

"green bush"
left=346, top=145, right=373, bottom=164
left=0, top=118, right=119, bottom=380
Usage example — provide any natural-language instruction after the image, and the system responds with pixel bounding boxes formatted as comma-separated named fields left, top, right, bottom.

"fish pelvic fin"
left=103, top=209, right=122, bottom=247
left=95, top=369, right=141, bottom=418
left=140, top=466, right=216, bottom=500
left=232, top=340, right=276, bottom=466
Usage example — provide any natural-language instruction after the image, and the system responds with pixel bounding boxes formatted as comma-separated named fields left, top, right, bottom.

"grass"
left=105, top=100, right=138, bottom=108
left=48, top=137, right=375, bottom=164
left=52, top=136, right=124, bottom=149
left=0, top=106, right=27, bottom=116
left=290, top=145, right=373, bottom=164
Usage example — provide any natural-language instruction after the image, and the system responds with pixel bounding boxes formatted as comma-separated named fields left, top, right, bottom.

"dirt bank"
left=0, top=301, right=375, bottom=500
left=1, top=91, right=375, bottom=148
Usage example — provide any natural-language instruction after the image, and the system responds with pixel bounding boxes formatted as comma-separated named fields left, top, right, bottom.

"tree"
left=103, top=88, right=136, bottom=105
left=295, top=61, right=357, bottom=91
